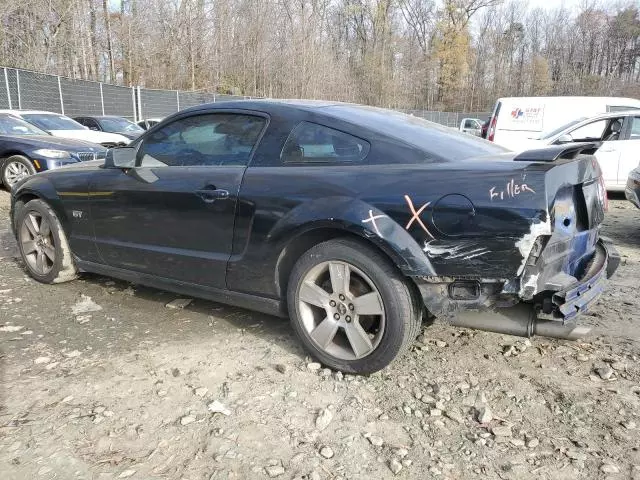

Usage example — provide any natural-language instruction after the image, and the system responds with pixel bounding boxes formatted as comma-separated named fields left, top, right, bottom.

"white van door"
left=616, top=115, right=640, bottom=189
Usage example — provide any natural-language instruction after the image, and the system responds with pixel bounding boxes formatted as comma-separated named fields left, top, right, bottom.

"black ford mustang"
left=9, top=100, right=619, bottom=373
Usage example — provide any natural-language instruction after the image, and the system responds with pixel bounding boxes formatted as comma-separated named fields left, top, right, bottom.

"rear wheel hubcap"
left=298, top=260, right=385, bottom=360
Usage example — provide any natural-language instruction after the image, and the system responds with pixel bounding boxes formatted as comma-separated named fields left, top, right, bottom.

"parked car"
left=73, top=115, right=144, bottom=140
left=0, top=113, right=107, bottom=188
left=625, top=166, right=640, bottom=209
left=487, top=96, right=640, bottom=150
left=136, top=118, right=163, bottom=130
left=9, top=100, right=618, bottom=374
left=0, top=110, right=130, bottom=147
left=459, top=118, right=484, bottom=136
left=481, top=119, right=489, bottom=139
left=517, top=111, right=640, bottom=191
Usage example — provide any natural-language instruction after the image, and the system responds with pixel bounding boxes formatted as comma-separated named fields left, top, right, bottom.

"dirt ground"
left=0, top=189, right=639, bottom=480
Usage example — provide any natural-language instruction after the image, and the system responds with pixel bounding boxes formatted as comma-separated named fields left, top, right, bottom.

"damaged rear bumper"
left=416, top=238, right=620, bottom=340
left=551, top=237, right=619, bottom=322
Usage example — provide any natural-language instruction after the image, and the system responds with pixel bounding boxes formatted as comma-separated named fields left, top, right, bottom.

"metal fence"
left=1, top=66, right=490, bottom=127
left=402, top=109, right=491, bottom=128
left=0, top=66, right=247, bottom=122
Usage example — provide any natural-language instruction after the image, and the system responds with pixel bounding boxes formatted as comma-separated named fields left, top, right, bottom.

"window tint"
left=630, top=117, right=640, bottom=139
left=138, top=113, right=265, bottom=167
left=281, top=122, right=369, bottom=164
left=84, top=119, right=100, bottom=130
left=323, top=105, right=508, bottom=162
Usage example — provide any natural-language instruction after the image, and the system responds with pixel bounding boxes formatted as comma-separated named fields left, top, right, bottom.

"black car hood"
left=0, top=134, right=106, bottom=151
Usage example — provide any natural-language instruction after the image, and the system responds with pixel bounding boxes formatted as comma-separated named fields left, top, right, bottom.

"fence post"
left=176, top=90, right=180, bottom=111
left=136, top=86, right=142, bottom=122
left=15, top=69, right=21, bottom=109
left=57, top=76, right=64, bottom=114
left=100, top=83, right=105, bottom=116
left=131, top=87, right=136, bottom=122
left=3, top=68, right=11, bottom=109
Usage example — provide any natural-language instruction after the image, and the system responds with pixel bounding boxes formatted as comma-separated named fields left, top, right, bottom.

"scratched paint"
left=489, top=178, right=536, bottom=201
left=423, top=240, right=489, bottom=260
left=515, top=219, right=551, bottom=275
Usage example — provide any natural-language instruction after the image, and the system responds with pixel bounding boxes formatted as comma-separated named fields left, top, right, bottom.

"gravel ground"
left=0, top=189, right=639, bottom=480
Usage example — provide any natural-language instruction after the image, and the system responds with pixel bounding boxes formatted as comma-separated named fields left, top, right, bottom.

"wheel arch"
left=11, top=181, right=70, bottom=236
left=0, top=151, right=32, bottom=172
left=274, top=225, right=425, bottom=307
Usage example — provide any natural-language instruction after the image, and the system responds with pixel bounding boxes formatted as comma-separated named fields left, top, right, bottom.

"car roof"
left=74, top=115, right=128, bottom=119
left=0, top=109, right=65, bottom=115
left=183, top=99, right=352, bottom=114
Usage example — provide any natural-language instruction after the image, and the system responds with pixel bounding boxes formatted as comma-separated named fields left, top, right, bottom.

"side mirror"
left=556, top=134, right=574, bottom=144
left=104, top=147, right=136, bottom=169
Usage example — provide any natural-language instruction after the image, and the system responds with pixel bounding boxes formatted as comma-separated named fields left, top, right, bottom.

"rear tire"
left=16, top=199, right=77, bottom=284
left=2, top=155, right=36, bottom=188
left=287, top=238, right=421, bottom=374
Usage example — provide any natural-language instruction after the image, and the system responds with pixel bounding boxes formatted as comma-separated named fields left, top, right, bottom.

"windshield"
left=539, top=118, right=587, bottom=140
left=0, top=115, right=48, bottom=136
left=21, top=113, right=85, bottom=131
left=98, top=117, right=144, bottom=133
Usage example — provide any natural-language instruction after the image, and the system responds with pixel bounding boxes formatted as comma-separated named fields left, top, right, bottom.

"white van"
left=487, top=96, right=640, bottom=150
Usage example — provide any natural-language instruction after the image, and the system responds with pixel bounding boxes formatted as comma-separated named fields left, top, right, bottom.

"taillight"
left=487, top=116, right=497, bottom=142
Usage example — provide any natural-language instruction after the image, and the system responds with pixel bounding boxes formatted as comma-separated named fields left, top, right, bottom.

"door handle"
left=195, top=187, right=229, bottom=203
left=599, top=147, right=615, bottom=152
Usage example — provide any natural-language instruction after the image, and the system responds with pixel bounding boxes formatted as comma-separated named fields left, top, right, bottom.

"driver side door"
left=89, top=111, right=268, bottom=289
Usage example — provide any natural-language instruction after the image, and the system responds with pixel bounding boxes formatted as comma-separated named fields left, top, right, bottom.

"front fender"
left=268, top=196, right=436, bottom=276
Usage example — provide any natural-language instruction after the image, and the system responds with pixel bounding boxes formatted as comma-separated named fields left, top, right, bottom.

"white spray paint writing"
left=361, top=210, right=387, bottom=238
left=489, top=179, right=536, bottom=201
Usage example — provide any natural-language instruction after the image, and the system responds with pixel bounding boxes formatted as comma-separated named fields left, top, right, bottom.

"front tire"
left=2, top=155, right=36, bottom=188
left=16, top=199, right=77, bottom=284
left=287, top=238, right=421, bottom=374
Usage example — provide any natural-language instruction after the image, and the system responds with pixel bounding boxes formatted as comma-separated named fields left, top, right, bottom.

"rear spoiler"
left=514, top=142, right=601, bottom=162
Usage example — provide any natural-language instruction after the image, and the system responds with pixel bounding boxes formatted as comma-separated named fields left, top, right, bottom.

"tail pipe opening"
left=449, top=303, right=591, bottom=341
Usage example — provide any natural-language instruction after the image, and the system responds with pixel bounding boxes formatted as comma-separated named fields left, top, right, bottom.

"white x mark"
left=404, top=195, right=434, bottom=238
left=362, top=209, right=387, bottom=238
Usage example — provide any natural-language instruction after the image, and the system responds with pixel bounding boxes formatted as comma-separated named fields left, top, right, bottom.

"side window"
left=281, top=122, right=370, bottom=164
left=85, top=119, right=100, bottom=130
left=138, top=113, right=266, bottom=167
left=569, top=120, right=607, bottom=141
left=464, top=119, right=476, bottom=129
left=630, top=117, right=640, bottom=139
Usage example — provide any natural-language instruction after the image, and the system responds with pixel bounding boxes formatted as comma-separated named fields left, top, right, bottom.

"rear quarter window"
left=281, top=122, right=370, bottom=164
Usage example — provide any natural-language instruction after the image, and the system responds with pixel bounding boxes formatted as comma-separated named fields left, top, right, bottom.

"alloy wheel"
left=20, top=211, right=55, bottom=275
left=297, top=260, right=385, bottom=360
left=4, top=161, right=31, bottom=186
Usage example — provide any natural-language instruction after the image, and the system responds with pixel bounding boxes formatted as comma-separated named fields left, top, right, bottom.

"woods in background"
left=0, top=0, right=639, bottom=112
